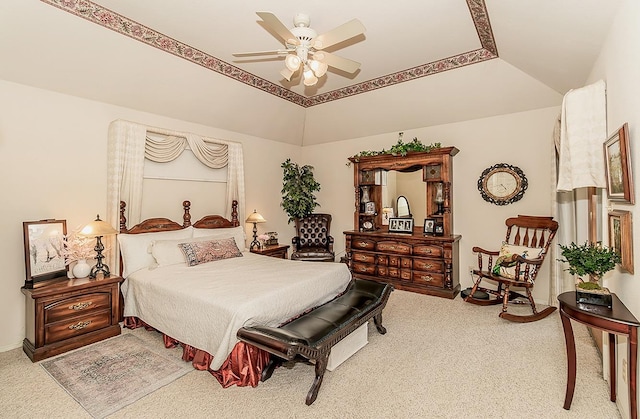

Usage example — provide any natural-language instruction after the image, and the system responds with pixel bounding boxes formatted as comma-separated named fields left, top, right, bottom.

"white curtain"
left=551, top=80, right=607, bottom=305
left=106, top=119, right=246, bottom=272
left=550, top=116, right=580, bottom=306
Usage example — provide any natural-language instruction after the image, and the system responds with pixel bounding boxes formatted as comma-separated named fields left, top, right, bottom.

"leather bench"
left=237, top=279, right=393, bottom=405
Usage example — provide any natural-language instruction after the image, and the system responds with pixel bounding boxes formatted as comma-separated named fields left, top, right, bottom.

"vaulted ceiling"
left=0, top=1, right=622, bottom=145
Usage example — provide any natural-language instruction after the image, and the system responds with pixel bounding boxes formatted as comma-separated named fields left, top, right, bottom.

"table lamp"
left=79, top=215, right=117, bottom=278
left=245, top=210, right=266, bottom=250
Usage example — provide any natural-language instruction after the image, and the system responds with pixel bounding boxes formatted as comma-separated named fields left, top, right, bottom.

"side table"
left=558, top=291, right=639, bottom=419
left=250, top=244, right=290, bottom=259
left=22, top=275, right=123, bottom=362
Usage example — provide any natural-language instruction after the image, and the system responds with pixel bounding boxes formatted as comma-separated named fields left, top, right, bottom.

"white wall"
left=587, top=2, right=640, bottom=417
left=0, top=79, right=300, bottom=352
left=302, top=106, right=560, bottom=299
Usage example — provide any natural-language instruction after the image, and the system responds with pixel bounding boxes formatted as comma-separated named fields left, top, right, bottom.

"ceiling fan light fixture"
left=280, top=68, right=295, bottom=81
left=308, top=59, right=328, bottom=78
left=285, top=54, right=301, bottom=72
left=303, top=66, right=318, bottom=86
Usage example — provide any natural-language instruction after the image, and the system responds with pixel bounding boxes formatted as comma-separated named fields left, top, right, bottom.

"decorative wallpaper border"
left=40, top=0, right=498, bottom=108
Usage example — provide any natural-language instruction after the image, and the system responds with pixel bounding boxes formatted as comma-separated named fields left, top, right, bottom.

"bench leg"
left=261, top=355, right=283, bottom=382
left=373, top=313, right=387, bottom=334
left=306, top=351, right=330, bottom=405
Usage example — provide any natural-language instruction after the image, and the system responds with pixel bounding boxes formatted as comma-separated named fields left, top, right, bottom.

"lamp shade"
left=245, top=210, right=266, bottom=224
left=303, top=66, right=318, bottom=86
left=285, top=54, right=301, bottom=72
left=79, top=215, right=117, bottom=237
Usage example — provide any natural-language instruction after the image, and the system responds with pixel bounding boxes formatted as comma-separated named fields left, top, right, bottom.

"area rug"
left=41, top=334, right=193, bottom=418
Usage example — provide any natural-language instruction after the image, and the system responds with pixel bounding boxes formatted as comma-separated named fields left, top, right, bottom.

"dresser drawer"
left=352, top=239, right=376, bottom=251
left=376, top=241, right=412, bottom=255
left=352, top=252, right=376, bottom=264
left=45, top=310, right=112, bottom=345
left=413, top=258, right=444, bottom=273
left=45, top=292, right=112, bottom=324
left=413, top=245, right=443, bottom=258
left=352, top=262, right=376, bottom=275
left=412, top=271, right=445, bottom=287
left=389, top=255, right=400, bottom=268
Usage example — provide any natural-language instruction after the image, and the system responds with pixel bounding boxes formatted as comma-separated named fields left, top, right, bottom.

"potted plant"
left=281, top=158, right=321, bottom=223
left=558, top=241, right=621, bottom=307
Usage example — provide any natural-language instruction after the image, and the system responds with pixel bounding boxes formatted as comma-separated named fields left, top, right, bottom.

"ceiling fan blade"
left=256, top=11, right=299, bottom=46
left=314, top=19, right=365, bottom=50
left=232, top=49, right=291, bottom=57
left=313, top=51, right=361, bottom=74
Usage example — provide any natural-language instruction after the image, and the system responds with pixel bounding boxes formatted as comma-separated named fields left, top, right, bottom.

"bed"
left=117, top=200, right=353, bottom=387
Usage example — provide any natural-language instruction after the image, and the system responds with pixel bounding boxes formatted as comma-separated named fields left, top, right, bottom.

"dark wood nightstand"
left=251, top=244, right=290, bottom=259
left=22, top=275, right=123, bottom=362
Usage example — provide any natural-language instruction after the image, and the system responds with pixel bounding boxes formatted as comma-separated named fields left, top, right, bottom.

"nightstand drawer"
left=45, top=292, right=112, bottom=324
left=45, top=310, right=112, bottom=345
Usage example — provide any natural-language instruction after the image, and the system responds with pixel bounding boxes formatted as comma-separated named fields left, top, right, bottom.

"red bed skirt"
left=124, top=317, right=270, bottom=387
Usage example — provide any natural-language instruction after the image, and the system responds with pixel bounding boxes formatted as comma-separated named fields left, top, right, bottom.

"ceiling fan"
left=233, top=12, right=365, bottom=87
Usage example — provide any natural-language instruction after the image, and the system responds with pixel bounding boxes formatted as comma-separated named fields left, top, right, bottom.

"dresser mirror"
left=383, top=170, right=425, bottom=223
left=396, top=196, right=412, bottom=217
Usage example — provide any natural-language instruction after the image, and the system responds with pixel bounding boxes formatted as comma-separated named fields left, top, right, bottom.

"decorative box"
left=576, top=287, right=612, bottom=308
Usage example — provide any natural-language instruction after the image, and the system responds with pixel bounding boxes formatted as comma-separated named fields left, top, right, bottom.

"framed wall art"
left=608, top=210, right=634, bottom=274
left=388, top=217, right=414, bottom=234
left=23, top=219, right=67, bottom=287
left=604, top=123, right=634, bottom=204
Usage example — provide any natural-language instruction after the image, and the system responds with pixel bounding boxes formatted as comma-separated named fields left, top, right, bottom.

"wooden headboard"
left=119, top=200, right=240, bottom=233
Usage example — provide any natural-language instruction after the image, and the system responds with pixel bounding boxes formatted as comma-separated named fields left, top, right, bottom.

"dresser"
left=345, top=230, right=460, bottom=298
left=345, top=147, right=460, bottom=299
left=22, top=275, right=122, bottom=361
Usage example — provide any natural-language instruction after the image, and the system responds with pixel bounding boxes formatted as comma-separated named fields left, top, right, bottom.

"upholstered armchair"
left=291, top=214, right=335, bottom=262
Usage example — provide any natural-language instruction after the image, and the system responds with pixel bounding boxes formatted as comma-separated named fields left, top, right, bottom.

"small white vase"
left=72, top=259, right=91, bottom=279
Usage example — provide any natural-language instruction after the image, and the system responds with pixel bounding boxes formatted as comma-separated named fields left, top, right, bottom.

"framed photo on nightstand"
left=23, top=219, right=67, bottom=287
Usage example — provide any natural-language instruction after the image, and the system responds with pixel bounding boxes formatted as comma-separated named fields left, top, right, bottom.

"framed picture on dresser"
left=388, top=217, right=414, bottom=234
left=23, top=219, right=67, bottom=287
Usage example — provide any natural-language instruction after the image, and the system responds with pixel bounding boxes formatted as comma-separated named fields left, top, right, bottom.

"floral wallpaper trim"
left=40, top=0, right=498, bottom=108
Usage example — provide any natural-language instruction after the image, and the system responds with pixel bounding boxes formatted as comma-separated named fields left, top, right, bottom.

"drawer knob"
left=69, top=321, right=91, bottom=330
left=424, top=264, right=433, bottom=269
left=358, top=241, right=368, bottom=247
left=69, top=301, right=93, bottom=311
left=421, top=275, right=433, bottom=282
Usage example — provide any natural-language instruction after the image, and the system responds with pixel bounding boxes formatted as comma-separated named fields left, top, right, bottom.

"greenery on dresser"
left=281, top=159, right=321, bottom=223
left=558, top=241, right=620, bottom=289
left=348, top=132, right=441, bottom=164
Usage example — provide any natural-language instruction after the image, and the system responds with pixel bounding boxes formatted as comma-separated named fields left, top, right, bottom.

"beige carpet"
left=0, top=290, right=622, bottom=418
left=40, top=334, right=193, bottom=418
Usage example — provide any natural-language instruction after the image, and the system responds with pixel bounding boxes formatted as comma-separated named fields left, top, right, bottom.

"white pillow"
left=492, top=242, right=544, bottom=279
left=151, top=235, right=223, bottom=267
left=118, top=227, right=193, bottom=277
left=193, top=226, right=246, bottom=251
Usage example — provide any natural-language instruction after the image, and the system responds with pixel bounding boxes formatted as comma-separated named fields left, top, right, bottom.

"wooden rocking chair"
left=464, top=215, right=559, bottom=323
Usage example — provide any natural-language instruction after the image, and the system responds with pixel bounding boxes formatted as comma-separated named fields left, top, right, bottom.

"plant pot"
left=576, top=285, right=612, bottom=308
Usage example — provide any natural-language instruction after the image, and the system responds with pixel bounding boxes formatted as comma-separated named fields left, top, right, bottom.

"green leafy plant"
left=281, top=159, right=321, bottom=223
left=347, top=132, right=441, bottom=164
left=558, top=241, right=620, bottom=288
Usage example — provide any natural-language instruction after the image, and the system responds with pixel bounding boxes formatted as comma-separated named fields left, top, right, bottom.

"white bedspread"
left=121, top=252, right=352, bottom=370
